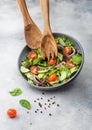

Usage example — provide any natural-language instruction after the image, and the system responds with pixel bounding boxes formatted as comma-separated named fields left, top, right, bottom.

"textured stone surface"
left=0, top=0, right=92, bottom=130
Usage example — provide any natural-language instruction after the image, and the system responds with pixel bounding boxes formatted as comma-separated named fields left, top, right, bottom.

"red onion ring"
left=32, top=76, right=42, bottom=85
left=54, top=61, right=65, bottom=68
left=57, top=44, right=64, bottom=48
left=67, top=48, right=76, bottom=58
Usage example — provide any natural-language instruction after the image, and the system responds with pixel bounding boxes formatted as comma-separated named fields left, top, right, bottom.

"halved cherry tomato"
left=62, top=46, right=72, bottom=56
left=7, top=108, right=17, bottom=118
left=47, top=73, right=57, bottom=82
left=27, top=51, right=37, bottom=60
left=66, top=60, right=75, bottom=69
left=48, top=59, right=56, bottom=66
left=30, top=66, right=39, bottom=75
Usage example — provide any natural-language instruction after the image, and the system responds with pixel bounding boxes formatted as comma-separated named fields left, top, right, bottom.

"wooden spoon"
left=17, top=0, right=42, bottom=49
left=40, top=0, right=58, bottom=60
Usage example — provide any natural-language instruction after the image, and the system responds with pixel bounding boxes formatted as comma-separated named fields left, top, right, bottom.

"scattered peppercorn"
left=37, top=98, right=39, bottom=100
left=49, top=113, right=52, bottom=116
left=35, top=111, right=37, bottom=113
left=48, top=105, right=50, bottom=108
left=33, top=94, right=60, bottom=117
left=30, top=123, right=32, bottom=125
left=44, top=107, right=46, bottom=110
left=38, top=102, right=42, bottom=107
left=57, top=104, right=60, bottom=107
left=42, top=92, right=45, bottom=95
left=52, top=101, right=56, bottom=104
left=48, top=99, right=50, bottom=102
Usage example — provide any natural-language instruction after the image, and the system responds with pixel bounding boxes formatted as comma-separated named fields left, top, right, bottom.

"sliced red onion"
left=54, top=61, right=65, bottom=68
left=38, top=66, right=51, bottom=70
left=44, top=66, right=51, bottom=70
left=67, top=48, right=76, bottom=58
left=32, top=76, right=42, bottom=86
left=57, top=44, right=64, bottom=49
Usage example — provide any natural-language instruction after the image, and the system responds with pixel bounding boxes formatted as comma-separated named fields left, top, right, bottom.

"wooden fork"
left=40, top=0, right=58, bottom=60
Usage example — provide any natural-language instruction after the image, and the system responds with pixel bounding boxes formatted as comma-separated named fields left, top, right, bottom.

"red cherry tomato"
left=66, top=60, right=75, bottom=69
left=27, top=51, right=37, bottom=60
left=30, top=66, right=39, bottom=75
left=7, top=108, right=17, bottom=118
left=48, top=59, right=56, bottom=66
left=62, top=46, right=72, bottom=56
left=47, top=73, right=57, bottom=82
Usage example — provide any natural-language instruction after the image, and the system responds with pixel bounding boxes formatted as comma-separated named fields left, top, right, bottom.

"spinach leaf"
left=19, top=99, right=31, bottom=110
left=9, top=88, right=22, bottom=96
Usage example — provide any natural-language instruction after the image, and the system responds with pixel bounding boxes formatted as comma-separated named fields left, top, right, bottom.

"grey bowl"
left=18, top=33, right=84, bottom=90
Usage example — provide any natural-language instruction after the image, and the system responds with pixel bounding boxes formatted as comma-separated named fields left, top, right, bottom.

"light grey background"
left=0, top=0, right=92, bottom=130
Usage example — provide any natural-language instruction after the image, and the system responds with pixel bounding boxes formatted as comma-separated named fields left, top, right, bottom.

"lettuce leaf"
left=71, top=54, right=82, bottom=65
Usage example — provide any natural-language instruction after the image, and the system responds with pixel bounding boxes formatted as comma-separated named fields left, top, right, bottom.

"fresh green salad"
left=20, top=36, right=82, bottom=87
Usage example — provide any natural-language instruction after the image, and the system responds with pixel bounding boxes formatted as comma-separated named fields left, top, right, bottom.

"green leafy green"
left=32, top=57, right=42, bottom=65
left=38, top=68, right=50, bottom=74
left=59, top=66, right=71, bottom=78
left=57, top=52, right=63, bottom=61
left=39, top=60, right=48, bottom=67
left=71, top=54, right=82, bottom=65
left=62, top=35, right=67, bottom=42
left=59, top=71, right=67, bottom=81
left=25, top=72, right=33, bottom=79
left=22, top=58, right=32, bottom=67
left=9, top=88, right=22, bottom=96
left=19, top=99, right=31, bottom=110
left=55, top=37, right=65, bottom=46
left=35, top=48, right=41, bottom=54
left=37, top=73, right=44, bottom=79
left=65, top=39, right=72, bottom=46
left=28, top=79, right=34, bottom=84
left=70, top=66, right=79, bottom=74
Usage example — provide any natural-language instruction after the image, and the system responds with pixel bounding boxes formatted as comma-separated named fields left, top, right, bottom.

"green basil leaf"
left=19, top=99, right=31, bottom=110
left=9, top=88, right=22, bottom=96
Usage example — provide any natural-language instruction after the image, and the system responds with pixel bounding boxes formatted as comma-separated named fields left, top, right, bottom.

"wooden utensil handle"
left=17, top=0, right=34, bottom=26
left=40, top=0, right=51, bottom=33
